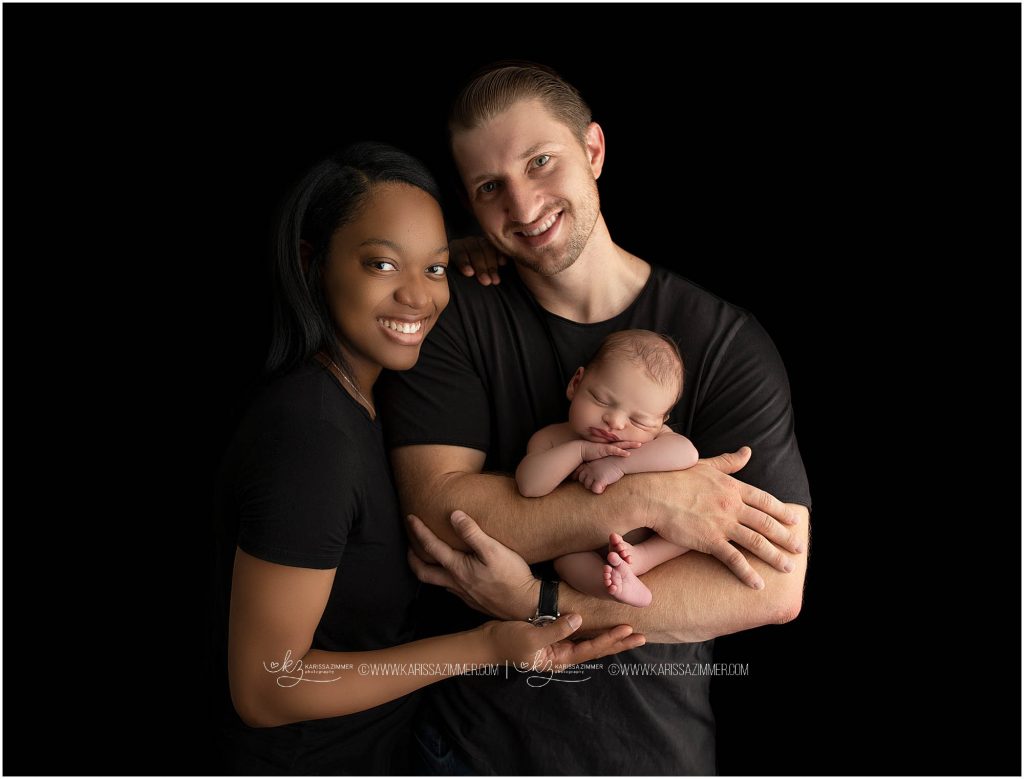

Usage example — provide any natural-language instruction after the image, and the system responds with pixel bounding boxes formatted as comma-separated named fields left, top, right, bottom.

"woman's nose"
left=395, top=274, right=430, bottom=309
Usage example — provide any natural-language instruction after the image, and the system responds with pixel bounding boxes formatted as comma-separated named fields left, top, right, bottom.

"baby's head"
left=566, top=330, right=684, bottom=445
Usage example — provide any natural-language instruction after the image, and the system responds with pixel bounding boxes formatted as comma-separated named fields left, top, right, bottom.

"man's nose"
left=504, top=180, right=545, bottom=227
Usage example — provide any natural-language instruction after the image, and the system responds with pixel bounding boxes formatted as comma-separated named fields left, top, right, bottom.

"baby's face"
left=567, top=360, right=676, bottom=445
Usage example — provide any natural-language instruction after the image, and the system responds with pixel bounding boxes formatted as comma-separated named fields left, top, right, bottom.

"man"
left=377, top=62, right=811, bottom=775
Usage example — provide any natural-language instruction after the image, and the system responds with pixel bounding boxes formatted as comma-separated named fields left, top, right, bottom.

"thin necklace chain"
left=338, top=366, right=373, bottom=412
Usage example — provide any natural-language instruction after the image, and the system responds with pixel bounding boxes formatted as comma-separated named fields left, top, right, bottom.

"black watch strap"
left=529, top=580, right=560, bottom=626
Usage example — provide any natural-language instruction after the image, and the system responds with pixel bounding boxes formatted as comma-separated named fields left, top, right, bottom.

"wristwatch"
left=527, top=580, right=560, bottom=627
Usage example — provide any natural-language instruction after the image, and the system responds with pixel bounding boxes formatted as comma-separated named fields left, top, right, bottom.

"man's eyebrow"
left=517, top=141, right=557, bottom=161
left=469, top=141, right=559, bottom=187
left=358, top=238, right=449, bottom=256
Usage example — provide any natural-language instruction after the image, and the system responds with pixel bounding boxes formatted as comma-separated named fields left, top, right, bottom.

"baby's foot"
left=609, top=532, right=635, bottom=566
left=603, top=551, right=653, bottom=607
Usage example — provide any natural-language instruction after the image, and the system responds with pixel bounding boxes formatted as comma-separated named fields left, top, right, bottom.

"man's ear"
left=584, top=122, right=606, bottom=180
left=299, top=240, right=314, bottom=275
left=566, top=367, right=585, bottom=401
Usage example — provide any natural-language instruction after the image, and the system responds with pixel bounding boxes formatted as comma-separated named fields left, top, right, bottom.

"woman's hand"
left=449, top=237, right=507, bottom=286
left=482, top=617, right=646, bottom=672
left=406, top=511, right=537, bottom=620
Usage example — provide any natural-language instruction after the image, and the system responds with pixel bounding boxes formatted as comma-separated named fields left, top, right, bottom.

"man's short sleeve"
left=689, top=315, right=812, bottom=508
left=377, top=296, right=491, bottom=453
left=233, top=421, right=360, bottom=569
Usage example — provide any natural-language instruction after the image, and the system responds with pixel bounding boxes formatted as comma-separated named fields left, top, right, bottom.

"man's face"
left=452, top=99, right=603, bottom=276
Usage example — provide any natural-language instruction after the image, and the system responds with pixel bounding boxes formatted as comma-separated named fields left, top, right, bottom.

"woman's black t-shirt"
left=213, top=360, right=420, bottom=775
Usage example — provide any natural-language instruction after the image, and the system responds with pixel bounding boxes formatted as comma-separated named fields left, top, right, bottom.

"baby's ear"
left=566, top=367, right=585, bottom=400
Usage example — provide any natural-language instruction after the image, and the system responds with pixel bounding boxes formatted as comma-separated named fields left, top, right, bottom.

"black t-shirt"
left=377, top=263, right=811, bottom=775
left=213, top=360, right=420, bottom=775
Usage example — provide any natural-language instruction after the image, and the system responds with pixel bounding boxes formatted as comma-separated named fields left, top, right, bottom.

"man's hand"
left=574, top=457, right=626, bottom=494
left=406, top=510, right=538, bottom=620
left=449, top=237, right=507, bottom=286
left=639, top=446, right=804, bottom=590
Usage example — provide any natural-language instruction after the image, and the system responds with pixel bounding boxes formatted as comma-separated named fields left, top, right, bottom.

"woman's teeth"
left=377, top=318, right=423, bottom=334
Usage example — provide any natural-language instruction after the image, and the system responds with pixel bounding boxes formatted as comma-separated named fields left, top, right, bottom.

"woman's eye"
left=479, top=181, right=497, bottom=195
left=369, top=260, right=398, bottom=271
left=426, top=264, right=448, bottom=278
left=533, top=154, right=551, bottom=168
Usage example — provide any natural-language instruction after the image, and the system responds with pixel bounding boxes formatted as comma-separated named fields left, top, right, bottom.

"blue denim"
left=412, top=718, right=476, bottom=775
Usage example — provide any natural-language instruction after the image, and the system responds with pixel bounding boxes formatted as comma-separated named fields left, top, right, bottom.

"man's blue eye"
left=480, top=182, right=497, bottom=194
left=534, top=154, right=550, bottom=167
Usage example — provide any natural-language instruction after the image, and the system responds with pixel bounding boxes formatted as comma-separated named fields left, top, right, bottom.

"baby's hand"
left=581, top=440, right=641, bottom=462
left=575, top=458, right=627, bottom=494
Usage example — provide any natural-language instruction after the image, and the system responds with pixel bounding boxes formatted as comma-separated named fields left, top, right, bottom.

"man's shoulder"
left=638, top=263, right=752, bottom=336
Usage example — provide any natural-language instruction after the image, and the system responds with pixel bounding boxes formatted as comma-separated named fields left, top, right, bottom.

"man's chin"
left=510, top=249, right=577, bottom=277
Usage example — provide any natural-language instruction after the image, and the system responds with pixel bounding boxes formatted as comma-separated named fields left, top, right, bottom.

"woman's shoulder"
left=241, top=361, right=364, bottom=442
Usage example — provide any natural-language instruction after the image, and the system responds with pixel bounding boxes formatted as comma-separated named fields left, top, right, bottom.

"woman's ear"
left=566, top=367, right=585, bottom=401
left=299, top=240, right=314, bottom=275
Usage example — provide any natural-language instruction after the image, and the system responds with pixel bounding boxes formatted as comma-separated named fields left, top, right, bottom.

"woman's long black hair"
left=266, top=142, right=442, bottom=378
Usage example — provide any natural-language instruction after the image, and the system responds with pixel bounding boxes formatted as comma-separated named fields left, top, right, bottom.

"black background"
left=2, top=4, right=1020, bottom=776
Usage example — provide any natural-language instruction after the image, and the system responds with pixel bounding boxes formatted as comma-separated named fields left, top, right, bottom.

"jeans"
left=412, top=718, right=476, bottom=775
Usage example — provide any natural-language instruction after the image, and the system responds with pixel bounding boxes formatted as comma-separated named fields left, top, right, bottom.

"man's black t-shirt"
left=214, top=361, right=420, bottom=775
left=377, top=263, right=811, bottom=775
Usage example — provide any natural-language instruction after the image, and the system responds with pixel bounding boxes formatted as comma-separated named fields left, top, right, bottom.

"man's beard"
left=504, top=185, right=600, bottom=277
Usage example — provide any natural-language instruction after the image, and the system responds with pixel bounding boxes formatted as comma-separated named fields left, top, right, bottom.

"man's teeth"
left=522, top=212, right=559, bottom=237
left=378, top=319, right=423, bottom=334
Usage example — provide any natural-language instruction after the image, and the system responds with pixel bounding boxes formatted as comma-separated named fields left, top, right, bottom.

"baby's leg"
left=609, top=532, right=688, bottom=576
left=554, top=551, right=615, bottom=600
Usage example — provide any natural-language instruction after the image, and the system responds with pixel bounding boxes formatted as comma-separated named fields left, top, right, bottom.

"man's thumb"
left=702, top=446, right=752, bottom=474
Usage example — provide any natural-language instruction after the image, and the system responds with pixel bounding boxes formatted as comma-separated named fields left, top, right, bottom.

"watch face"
left=529, top=615, right=558, bottom=627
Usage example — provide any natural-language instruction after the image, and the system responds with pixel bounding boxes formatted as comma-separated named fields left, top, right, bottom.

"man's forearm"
left=562, top=505, right=810, bottom=642
left=397, top=467, right=637, bottom=564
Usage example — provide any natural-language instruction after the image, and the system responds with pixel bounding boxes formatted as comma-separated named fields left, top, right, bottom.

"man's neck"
left=517, top=214, right=651, bottom=323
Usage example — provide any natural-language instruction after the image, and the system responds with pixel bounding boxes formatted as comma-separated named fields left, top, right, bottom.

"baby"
left=516, top=330, right=699, bottom=608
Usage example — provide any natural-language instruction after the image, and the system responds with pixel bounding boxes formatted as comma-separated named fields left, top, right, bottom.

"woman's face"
left=322, top=183, right=450, bottom=375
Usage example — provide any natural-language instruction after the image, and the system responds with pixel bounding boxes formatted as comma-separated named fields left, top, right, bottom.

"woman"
left=214, top=143, right=644, bottom=775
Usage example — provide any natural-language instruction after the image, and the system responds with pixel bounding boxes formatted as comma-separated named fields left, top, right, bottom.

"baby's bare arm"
left=616, top=430, right=698, bottom=475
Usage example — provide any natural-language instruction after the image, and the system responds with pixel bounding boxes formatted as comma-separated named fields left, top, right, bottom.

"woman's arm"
left=228, top=548, right=644, bottom=729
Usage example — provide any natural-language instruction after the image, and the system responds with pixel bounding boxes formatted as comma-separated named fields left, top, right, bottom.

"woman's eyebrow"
left=358, top=238, right=449, bottom=256
left=358, top=237, right=403, bottom=253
